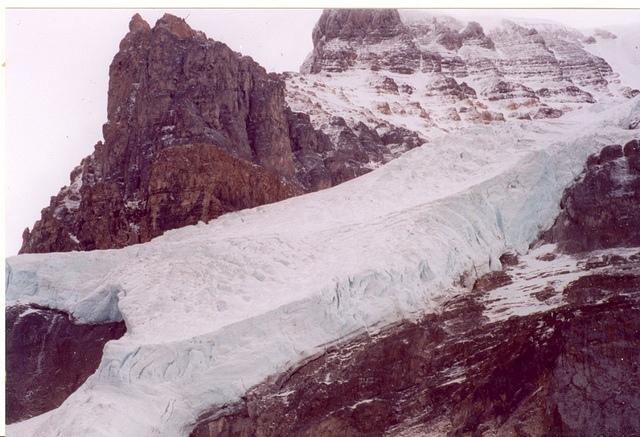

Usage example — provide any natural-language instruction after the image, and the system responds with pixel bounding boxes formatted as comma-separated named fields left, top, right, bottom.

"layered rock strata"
left=288, top=9, right=635, bottom=139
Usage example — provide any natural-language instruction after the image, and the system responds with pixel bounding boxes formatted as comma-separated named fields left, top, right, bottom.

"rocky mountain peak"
left=460, top=20, right=495, bottom=49
left=312, top=8, right=405, bottom=44
left=105, top=13, right=297, bottom=179
left=301, top=8, right=417, bottom=74
left=128, top=13, right=150, bottom=33
left=289, top=8, right=636, bottom=150
left=154, top=13, right=198, bottom=39
left=22, top=12, right=423, bottom=254
left=461, top=20, right=484, bottom=38
left=22, top=13, right=307, bottom=253
left=299, top=8, right=619, bottom=94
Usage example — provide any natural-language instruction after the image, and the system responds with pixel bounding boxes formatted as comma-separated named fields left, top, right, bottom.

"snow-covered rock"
left=286, top=9, right=638, bottom=166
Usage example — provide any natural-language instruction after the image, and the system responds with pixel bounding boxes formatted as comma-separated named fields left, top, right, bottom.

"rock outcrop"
left=21, top=14, right=298, bottom=253
left=21, top=13, right=412, bottom=254
left=6, top=304, right=126, bottom=423
left=542, top=140, right=640, bottom=253
left=301, top=9, right=420, bottom=75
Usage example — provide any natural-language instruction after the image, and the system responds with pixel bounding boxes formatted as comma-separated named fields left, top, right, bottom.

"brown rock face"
left=471, top=269, right=512, bottom=292
left=103, top=13, right=292, bottom=179
left=6, top=304, right=126, bottom=423
left=146, top=144, right=300, bottom=239
left=20, top=13, right=391, bottom=254
left=20, top=142, right=299, bottom=253
left=312, top=8, right=405, bottom=42
left=541, top=140, right=640, bottom=253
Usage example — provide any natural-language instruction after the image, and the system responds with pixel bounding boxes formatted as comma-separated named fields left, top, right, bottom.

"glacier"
left=6, top=96, right=640, bottom=436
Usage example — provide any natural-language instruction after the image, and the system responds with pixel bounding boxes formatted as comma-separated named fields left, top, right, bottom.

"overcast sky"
left=5, top=8, right=640, bottom=256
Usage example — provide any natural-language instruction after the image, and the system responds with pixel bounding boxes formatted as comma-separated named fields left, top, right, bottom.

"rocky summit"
left=288, top=9, right=631, bottom=137
left=22, top=14, right=299, bottom=253
left=21, top=13, right=411, bottom=254
left=6, top=9, right=640, bottom=437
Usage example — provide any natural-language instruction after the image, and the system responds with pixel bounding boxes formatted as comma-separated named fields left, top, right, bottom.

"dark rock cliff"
left=6, top=305, right=126, bottom=424
left=541, top=139, right=640, bottom=253
left=20, top=13, right=395, bottom=254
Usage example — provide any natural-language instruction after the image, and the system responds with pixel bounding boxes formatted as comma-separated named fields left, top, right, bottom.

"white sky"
left=5, top=8, right=640, bottom=256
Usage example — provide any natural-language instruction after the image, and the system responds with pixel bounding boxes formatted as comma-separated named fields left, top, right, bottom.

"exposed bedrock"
left=541, top=140, right=640, bottom=253
left=302, top=9, right=416, bottom=75
left=22, top=13, right=404, bottom=255
left=6, top=304, right=126, bottom=424
left=303, top=8, right=615, bottom=91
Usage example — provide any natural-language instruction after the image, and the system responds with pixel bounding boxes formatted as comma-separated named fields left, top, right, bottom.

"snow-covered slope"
left=6, top=95, right=639, bottom=436
left=584, top=24, right=640, bottom=89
